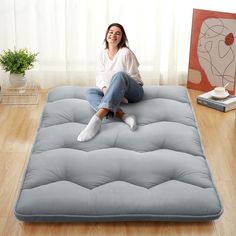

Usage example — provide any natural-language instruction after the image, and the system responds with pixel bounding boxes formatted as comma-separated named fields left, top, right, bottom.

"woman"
left=77, top=23, right=144, bottom=142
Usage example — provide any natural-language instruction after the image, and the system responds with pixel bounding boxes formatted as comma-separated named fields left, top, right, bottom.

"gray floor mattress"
left=14, top=85, right=223, bottom=222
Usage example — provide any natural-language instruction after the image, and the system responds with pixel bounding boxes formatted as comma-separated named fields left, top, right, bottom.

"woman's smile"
left=107, top=26, right=122, bottom=45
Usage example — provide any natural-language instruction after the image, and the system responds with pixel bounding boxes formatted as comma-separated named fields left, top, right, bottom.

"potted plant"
left=0, top=48, right=38, bottom=87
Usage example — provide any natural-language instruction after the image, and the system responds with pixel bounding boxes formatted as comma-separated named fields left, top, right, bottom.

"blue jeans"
left=86, top=72, right=144, bottom=115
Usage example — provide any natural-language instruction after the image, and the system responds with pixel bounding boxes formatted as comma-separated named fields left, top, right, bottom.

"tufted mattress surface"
left=15, top=85, right=223, bottom=222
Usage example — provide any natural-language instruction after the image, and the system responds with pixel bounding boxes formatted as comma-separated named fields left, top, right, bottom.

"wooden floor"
left=0, top=88, right=236, bottom=236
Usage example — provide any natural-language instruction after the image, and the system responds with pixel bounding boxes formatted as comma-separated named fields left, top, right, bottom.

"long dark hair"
left=104, top=23, right=129, bottom=49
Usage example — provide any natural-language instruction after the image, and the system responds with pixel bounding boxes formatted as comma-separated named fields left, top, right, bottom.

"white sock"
left=122, top=114, right=137, bottom=131
left=121, top=97, right=128, bottom=104
left=77, top=115, right=102, bottom=142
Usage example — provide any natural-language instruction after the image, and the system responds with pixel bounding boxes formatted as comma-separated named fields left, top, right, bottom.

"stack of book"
left=197, top=91, right=236, bottom=112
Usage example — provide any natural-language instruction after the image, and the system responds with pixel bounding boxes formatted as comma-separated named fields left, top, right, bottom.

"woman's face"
left=106, top=26, right=122, bottom=47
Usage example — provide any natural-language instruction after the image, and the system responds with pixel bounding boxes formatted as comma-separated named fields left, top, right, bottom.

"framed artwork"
left=187, top=9, right=236, bottom=94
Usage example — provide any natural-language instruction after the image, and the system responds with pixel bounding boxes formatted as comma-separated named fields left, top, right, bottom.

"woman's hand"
left=102, top=86, right=108, bottom=95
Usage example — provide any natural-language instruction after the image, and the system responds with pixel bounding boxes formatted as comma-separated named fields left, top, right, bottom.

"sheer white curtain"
left=0, top=0, right=236, bottom=88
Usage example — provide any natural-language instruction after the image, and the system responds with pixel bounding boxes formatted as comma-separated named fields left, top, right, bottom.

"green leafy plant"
left=0, top=48, right=38, bottom=76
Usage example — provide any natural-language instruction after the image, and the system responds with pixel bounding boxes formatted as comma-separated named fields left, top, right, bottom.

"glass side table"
left=0, top=78, right=39, bottom=105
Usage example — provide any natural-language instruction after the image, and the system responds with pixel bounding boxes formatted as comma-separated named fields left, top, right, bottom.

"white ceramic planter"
left=9, top=73, right=27, bottom=87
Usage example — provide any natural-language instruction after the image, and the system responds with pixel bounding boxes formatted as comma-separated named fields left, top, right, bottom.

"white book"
left=197, top=91, right=236, bottom=112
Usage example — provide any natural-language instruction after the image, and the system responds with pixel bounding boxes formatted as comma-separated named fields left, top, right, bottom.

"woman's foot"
left=122, top=114, right=137, bottom=131
left=77, top=115, right=102, bottom=142
left=121, top=97, right=128, bottom=104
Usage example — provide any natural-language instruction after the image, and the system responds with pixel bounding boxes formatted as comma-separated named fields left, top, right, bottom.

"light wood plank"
left=213, top=181, right=236, bottom=236
left=0, top=152, right=27, bottom=218
left=0, top=92, right=46, bottom=153
left=189, top=89, right=236, bottom=182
